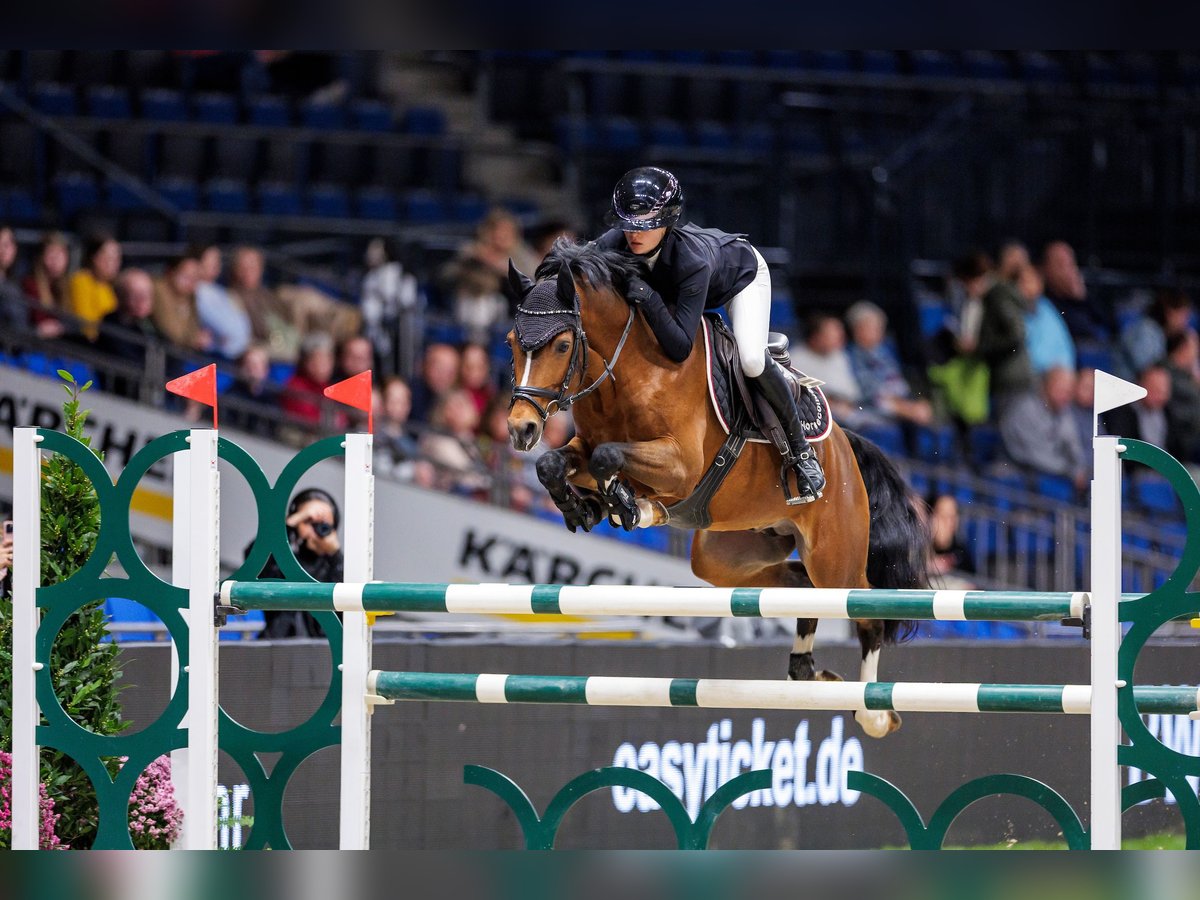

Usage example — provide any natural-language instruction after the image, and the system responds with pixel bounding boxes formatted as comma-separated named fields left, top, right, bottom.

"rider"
left=596, top=166, right=825, bottom=504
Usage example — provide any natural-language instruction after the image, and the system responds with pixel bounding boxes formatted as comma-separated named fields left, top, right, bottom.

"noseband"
left=510, top=287, right=636, bottom=422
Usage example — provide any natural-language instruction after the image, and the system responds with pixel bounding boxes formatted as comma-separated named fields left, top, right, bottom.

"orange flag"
left=324, top=370, right=373, bottom=433
left=166, top=364, right=218, bottom=428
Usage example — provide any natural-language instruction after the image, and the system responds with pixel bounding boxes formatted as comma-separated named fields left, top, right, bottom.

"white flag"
left=1093, top=370, right=1147, bottom=418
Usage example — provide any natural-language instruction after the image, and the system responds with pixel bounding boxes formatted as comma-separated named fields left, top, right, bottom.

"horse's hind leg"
left=854, top=620, right=902, bottom=738
left=788, top=618, right=844, bottom=683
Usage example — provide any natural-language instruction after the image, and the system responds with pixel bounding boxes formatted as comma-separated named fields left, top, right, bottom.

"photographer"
left=248, top=487, right=343, bottom=639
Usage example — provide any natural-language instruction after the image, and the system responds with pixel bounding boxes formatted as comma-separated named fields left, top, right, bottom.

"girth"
left=661, top=409, right=750, bottom=531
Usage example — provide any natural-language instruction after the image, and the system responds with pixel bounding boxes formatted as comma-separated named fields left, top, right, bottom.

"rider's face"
left=624, top=227, right=667, bottom=256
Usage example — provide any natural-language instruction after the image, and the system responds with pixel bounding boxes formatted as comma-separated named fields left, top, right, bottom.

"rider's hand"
left=626, top=277, right=654, bottom=307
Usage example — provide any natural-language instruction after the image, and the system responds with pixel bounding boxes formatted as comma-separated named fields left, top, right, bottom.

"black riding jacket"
left=597, top=223, right=758, bottom=363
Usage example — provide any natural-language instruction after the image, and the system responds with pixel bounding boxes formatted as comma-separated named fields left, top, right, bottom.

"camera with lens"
left=312, top=520, right=333, bottom=537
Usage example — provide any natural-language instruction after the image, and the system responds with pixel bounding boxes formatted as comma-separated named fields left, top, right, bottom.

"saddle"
left=663, top=314, right=833, bottom=531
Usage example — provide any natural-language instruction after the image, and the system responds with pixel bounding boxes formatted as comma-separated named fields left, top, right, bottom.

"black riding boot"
left=751, top=355, right=826, bottom=505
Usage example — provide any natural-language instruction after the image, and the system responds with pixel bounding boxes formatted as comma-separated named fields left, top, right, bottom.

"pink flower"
left=0, top=750, right=65, bottom=849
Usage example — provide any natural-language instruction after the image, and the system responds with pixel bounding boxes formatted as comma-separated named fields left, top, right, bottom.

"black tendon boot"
left=751, top=354, right=826, bottom=504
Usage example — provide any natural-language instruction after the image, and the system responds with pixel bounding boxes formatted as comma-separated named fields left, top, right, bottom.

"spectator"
left=1016, top=263, right=1076, bottom=376
left=449, top=255, right=509, bottom=344
left=97, top=269, right=161, bottom=399
left=229, top=245, right=302, bottom=362
left=1163, top=332, right=1200, bottom=462
left=282, top=333, right=336, bottom=426
left=21, top=231, right=70, bottom=339
left=335, top=334, right=375, bottom=381
left=0, top=225, right=26, bottom=330
left=152, top=253, right=212, bottom=354
left=225, top=343, right=281, bottom=437
left=999, top=366, right=1088, bottom=489
left=1070, top=366, right=1096, bottom=465
left=479, top=392, right=537, bottom=512
left=1103, top=365, right=1184, bottom=461
left=928, top=252, right=991, bottom=428
left=528, top=217, right=579, bottom=262
left=927, top=493, right=977, bottom=590
left=410, top=342, right=461, bottom=423
left=194, top=243, right=252, bottom=360
left=789, top=312, right=867, bottom=426
left=977, top=256, right=1035, bottom=418
left=845, top=300, right=933, bottom=428
left=1115, top=287, right=1193, bottom=382
left=1041, top=240, right=1114, bottom=346
left=68, top=233, right=121, bottom=340
left=376, top=376, right=434, bottom=486
left=459, top=343, right=496, bottom=423
left=418, top=389, right=491, bottom=496
left=359, top=236, right=420, bottom=376
left=996, top=239, right=1030, bottom=282
left=249, top=487, right=344, bottom=639
left=440, top=207, right=538, bottom=314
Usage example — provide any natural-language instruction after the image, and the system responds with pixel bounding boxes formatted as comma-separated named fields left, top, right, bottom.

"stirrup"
left=780, top=449, right=825, bottom=506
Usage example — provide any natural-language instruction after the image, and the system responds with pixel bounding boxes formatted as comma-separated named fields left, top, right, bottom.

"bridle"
left=509, top=286, right=636, bottom=422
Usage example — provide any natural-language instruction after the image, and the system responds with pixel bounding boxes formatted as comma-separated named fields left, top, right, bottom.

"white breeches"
left=726, top=245, right=772, bottom=377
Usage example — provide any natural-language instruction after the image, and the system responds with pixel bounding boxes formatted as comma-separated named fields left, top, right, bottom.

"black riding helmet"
left=604, top=166, right=683, bottom=232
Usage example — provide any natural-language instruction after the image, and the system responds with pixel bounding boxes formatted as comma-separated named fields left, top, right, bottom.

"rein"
left=510, top=290, right=637, bottom=422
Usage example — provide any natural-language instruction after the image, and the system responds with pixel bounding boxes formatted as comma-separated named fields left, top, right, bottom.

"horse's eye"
left=555, top=340, right=570, bottom=354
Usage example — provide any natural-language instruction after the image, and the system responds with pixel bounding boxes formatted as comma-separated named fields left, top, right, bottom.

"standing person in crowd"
left=928, top=251, right=991, bottom=429
left=97, top=269, right=162, bottom=398
left=1163, top=331, right=1200, bottom=463
left=977, top=254, right=1035, bottom=419
left=1115, top=287, right=1193, bottom=382
left=459, top=343, right=496, bottom=423
left=409, top=342, right=461, bottom=423
left=22, top=231, right=70, bottom=339
left=845, top=300, right=933, bottom=429
left=194, top=243, right=252, bottom=361
left=999, top=366, right=1088, bottom=490
left=229, top=245, right=301, bottom=363
left=448, top=255, right=509, bottom=344
left=0, top=225, right=26, bottom=329
left=282, top=333, right=337, bottom=427
left=152, top=253, right=212, bottom=354
left=995, top=239, right=1030, bottom=282
left=225, top=343, right=281, bottom=437
left=249, top=487, right=344, bottom=639
left=1016, top=263, right=1076, bottom=376
left=1041, top=239, right=1114, bottom=347
left=442, top=207, right=539, bottom=313
left=359, top=236, right=421, bottom=376
left=418, top=389, right=491, bottom=496
left=68, top=233, right=121, bottom=340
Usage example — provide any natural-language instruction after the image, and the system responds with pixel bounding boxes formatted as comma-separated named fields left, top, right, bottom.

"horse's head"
left=506, top=260, right=585, bottom=451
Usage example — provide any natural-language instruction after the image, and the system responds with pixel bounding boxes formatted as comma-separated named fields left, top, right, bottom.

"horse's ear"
left=507, top=259, right=534, bottom=298
left=556, top=266, right=575, bottom=306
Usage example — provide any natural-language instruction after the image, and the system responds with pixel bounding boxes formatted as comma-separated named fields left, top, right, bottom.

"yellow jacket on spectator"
left=69, top=269, right=118, bottom=339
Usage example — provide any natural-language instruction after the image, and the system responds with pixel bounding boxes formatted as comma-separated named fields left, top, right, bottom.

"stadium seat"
left=914, top=424, right=958, bottom=463
left=809, top=50, right=853, bottom=72
left=32, top=82, right=77, bottom=116
left=72, top=51, right=119, bottom=85
left=155, top=177, right=200, bottom=211
left=103, top=597, right=165, bottom=642
left=401, top=189, right=445, bottom=223
left=355, top=186, right=396, bottom=220
left=86, top=85, right=132, bottom=119
left=910, top=51, right=960, bottom=78
left=1017, top=51, right=1068, bottom=84
left=918, top=302, right=948, bottom=337
left=962, top=50, right=1012, bottom=80
left=311, top=141, right=363, bottom=185
left=212, top=135, right=259, bottom=179
left=5, top=188, right=38, bottom=222
left=349, top=98, right=393, bottom=133
left=857, top=422, right=905, bottom=456
left=203, top=178, right=250, bottom=214
left=765, top=51, right=805, bottom=70
left=968, top=425, right=1002, bottom=467
left=401, top=106, right=446, bottom=136
left=599, top=117, right=641, bottom=151
left=156, top=133, right=207, bottom=181
left=246, top=94, right=290, bottom=127
left=104, top=179, right=149, bottom=211
left=307, top=183, right=350, bottom=218
left=692, top=120, right=734, bottom=150
left=1036, top=473, right=1077, bottom=504
left=644, top=119, right=689, bottom=149
left=192, top=91, right=238, bottom=124
left=1135, top=476, right=1178, bottom=515
left=450, top=194, right=488, bottom=223
left=736, top=123, right=775, bottom=154
left=139, top=87, right=188, bottom=121
left=53, top=172, right=98, bottom=217
left=104, top=129, right=150, bottom=177
left=256, top=181, right=302, bottom=216
left=860, top=50, right=899, bottom=75
left=300, top=98, right=346, bottom=130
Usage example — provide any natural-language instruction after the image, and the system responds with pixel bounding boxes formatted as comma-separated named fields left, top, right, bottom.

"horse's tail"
left=844, top=429, right=930, bottom=644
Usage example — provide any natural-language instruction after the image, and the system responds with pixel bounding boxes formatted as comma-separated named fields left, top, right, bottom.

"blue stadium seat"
left=1017, top=51, right=1068, bottom=84
left=300, top=98, right=345, bottom=130
left=307, top=183, right=350, bottom=218
left=104, top=179, right=149, bottom=211
left=1085, top=52, right=1120, bottom=86
left=450, top=194, right=488, bottom=223
left=765, top=51, right=805, bottom=69
left=809, top=50, right=853, bottom=72
left=156, top=177, right=200, bottom=212
left=692, top=120, right=734, bottom=150
left=919, top=302, right=948, bottom=337
left=268, top=361, right=295, bottom=384
left=908, top=471, right=930, bottom=498
left=401, top=106, right=446, bottom=136
left=355, top=187, right=397, bottom=220
left=986, top=472, right=1026, bottom=511
left=402, top=189, right=445, bottom=223
left=1037, top=473, right=1077, bottom=504
left=246, top=94, right=290, bottom=127
left=736, top=123, right=775, bottom=154
left=715, top=51, right=757, bottom=67
left=349, top=99, right=393, bottom=133
left=256, top=181, right=302, bottom=216
left=968, top=425, right=1002, bottom=467
left=203, top=178, right=250, bottom=214
left=962, top=51, right=1012, bottom=80
left=53, top=172, right=98, bottom=217
left=645, top=119, right=689, bottom=149
left=914, top=424, right=957, bottom=463
left=599, top=117, right=641, bottom=151
left=32, top=82, right=77, bottom=116
left=1077, top=348, right=1114, bottom=371
left=86, top=85, right=132, bottom=119
left=555, top=117, right=598, bottom=151
left=103, top=597, right=165, bottom=642
left=192, top=91, right=238, bottom=124
left=666, top=51, right=709, bottom=65
left=5, top=188, right=38, bottom=221
left=860, top=50, right=899, bottom=75
left=1135, top=476, right=1178, bottom=515
left=139, top=88, right=188, bottom=122
left=858, top=422, right=905, bottom=456
left=910, top=51, right=960, bottom=78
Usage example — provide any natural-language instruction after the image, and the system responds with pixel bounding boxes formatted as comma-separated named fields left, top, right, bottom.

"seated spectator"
left=439, top=207, right=539, bottom=314
left=460, top=342, right=497, bottom=422
left=1070, top=366, right=1096, bottom=464
left=845, top=300, right=933, bottom=428
left=1041, top=239, right=1114, bottom=347
left=194, top=243, right=252, bottom=361
left=410, top=342, right=461, bottom=423
left=789, top=312, right=867, bottom=426
left=528, top=217, right=579, bottom=263
left=97, top=269, right=162, bottom=398
left=1115, top=287, right=1193, bottom=382
left=335, top=334, right=375, bottom=381
left=927, top=493, right=977, bottom=590
left=1103, top=365, right=1186, bottom=462
left=977, top=257, right=1035, bottom=418
left=1163, top=333, right=1200, bottom=463
left=153, top=253, right=211, bottom=355
left=1017, top=263, right=1076, bottom=375
left=479, top=393, right=538, bottom=512
left=418, top=389, right=491, bottom=496
left=996, top=238, right=1030, bottom=282
left=999, top=366, right=1088, bottom=489
left=21, top=231, right=71, bottom=339
left=68, top=233, right=122, bottom=341
left=282, top=333, right=336, bottom=426
left=449, top=255, right=509, bottom=344
left=225, top=343, right=282, bottom=437
left=0, top=225, right=25, bottom=330
left=376, top=375, right=435, bottom=486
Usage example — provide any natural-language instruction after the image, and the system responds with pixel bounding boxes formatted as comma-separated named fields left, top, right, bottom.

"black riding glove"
left=626, top=276, right=655, bottom=307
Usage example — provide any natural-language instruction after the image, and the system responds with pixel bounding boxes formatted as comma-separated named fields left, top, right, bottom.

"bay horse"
left=505, top=240, right=928, bottom=738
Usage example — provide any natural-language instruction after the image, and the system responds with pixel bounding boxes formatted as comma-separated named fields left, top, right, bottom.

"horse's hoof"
left=856, top=709, right=901, bottom=739
left=814, top=669, right=843, bottom=682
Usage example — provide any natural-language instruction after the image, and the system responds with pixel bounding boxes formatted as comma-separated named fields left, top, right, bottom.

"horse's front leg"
left=535, top=437, right=603, bottom=533
left=588, top=437, right=690, bottom=531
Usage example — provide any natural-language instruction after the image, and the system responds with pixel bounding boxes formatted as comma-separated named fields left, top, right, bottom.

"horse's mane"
left=534, top=237, right=646, bottom=295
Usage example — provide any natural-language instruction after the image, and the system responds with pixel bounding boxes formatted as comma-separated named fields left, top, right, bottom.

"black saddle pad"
left=701, top=314, right=833, bottom=444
